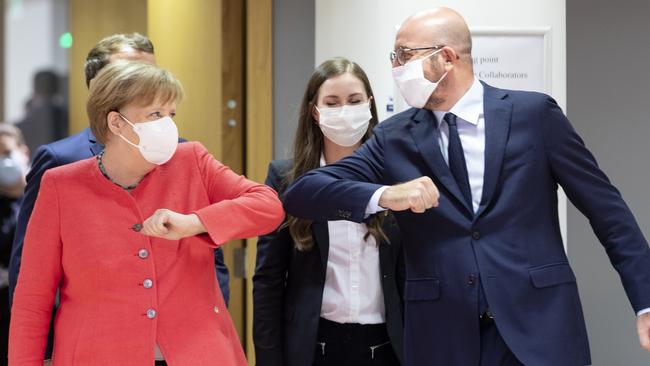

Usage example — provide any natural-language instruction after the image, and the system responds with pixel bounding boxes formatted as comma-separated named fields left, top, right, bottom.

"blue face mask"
left=0, top=151, right=27, bottom=187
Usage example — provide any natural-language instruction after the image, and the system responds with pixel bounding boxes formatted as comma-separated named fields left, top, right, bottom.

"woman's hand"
left=141, top=209, right=206, bottom=240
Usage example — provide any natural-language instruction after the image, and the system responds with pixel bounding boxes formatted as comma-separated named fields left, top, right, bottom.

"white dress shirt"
left=432, top=78, right=485, bottom=212
left=367, top=78, right=650, bottom=317
left=320, top=157, right=386, bottom=324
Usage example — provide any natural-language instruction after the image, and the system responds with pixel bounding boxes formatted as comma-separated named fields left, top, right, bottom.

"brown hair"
left=0, top=123, right=25, bottom=146
left=86, top=61, right=184, bottom=144
left=286, top=57, right=388, bottom=251
left=84, top=33, right=154, bottom=88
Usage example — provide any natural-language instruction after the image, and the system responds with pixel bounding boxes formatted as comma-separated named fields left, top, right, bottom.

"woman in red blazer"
left=9, top=61, right=284, bottom=366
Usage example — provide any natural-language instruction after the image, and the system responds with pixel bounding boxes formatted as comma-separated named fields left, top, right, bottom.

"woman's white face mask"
left=118, top=113, right=179, bottom=165
left=316, top=102, right=372, bottom=147
left=392, top=49, right=448, bottom=109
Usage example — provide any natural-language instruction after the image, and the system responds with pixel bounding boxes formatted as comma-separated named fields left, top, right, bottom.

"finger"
left=154, top=211, right=170, bottom=234
left=408, top=192, right=425, bottom=213
left=418, top=183, right=435, bottom=209
left=144, top=214, right=160, bottom=236
left=143, top=211, right=166, bottom=237
left=420, top=177, right=439, bottom=207
left=639, top=320, right=650, bottom=352
left=141, top=216, right=157, bottom=237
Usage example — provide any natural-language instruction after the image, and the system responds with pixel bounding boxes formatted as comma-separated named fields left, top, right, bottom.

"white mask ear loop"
left=117, top=113, right=140, bottom=149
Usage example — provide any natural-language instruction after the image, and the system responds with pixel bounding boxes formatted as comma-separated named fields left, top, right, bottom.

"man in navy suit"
left=283, top=8, right=650, bottom=366
left=8, top=34, right=230, bottom=310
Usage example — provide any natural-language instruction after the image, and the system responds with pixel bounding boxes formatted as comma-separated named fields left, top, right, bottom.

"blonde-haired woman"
left=9, top=61, right=284, bottom=365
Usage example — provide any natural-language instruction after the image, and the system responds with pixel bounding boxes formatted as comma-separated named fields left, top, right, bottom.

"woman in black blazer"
left=253, top=58, right=404, bottom=366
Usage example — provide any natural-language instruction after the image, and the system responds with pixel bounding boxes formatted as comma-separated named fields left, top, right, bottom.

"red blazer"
left=9, top=141, right=284, bottom=366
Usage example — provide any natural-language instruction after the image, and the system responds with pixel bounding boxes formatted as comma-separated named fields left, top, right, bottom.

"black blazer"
left=253, top=159, right=404, bottom=366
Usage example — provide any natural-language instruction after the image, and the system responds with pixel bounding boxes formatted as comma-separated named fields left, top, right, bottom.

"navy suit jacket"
left=253, top=160, right=404, bottom=366
left=9, top=128, right=230, bottom=307
left=283, top=82, right=650, bottom=366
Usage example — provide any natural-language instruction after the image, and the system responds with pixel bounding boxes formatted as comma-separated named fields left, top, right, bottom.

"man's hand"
left=378, top=176, right=439, bottom=213
left=141, top=209, right=206, bottom=240
left=638, top=312, right=650, bottom=352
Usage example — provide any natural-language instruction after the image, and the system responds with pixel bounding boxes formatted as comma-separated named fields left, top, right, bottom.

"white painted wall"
left=315, top=0, right=567, bottom=243
left=4, top=0, right=69, bottom=124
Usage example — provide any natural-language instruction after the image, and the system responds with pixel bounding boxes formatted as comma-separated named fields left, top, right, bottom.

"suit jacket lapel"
left=476, top=82, right=512, bottom=218
left=311, top=221, right=330, bottom=273
left=409, top=108, right=474, bottom=216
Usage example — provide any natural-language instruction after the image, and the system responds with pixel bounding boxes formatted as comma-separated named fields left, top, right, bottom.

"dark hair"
left=84, top=33, right=154, bottom=88
left=33, top=70, right=59, bottom=97
left=286, top=57, right=388, bottom=251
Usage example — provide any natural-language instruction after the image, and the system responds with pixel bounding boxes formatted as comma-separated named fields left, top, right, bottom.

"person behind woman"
left=9, top=61, right=284, bottom=366
left=253, top=57, right=403, bottom=366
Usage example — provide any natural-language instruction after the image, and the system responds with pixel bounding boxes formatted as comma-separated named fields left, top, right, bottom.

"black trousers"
left=479, top=314, right=524, bottom=366
left=154, top=361, right=167, bottom=366
left=312, top=317, right=400, bottom=366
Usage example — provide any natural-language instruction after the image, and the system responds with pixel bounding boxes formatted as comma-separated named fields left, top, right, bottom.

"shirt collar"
left=433, top=77, right=484, bottom=126
left=320, top=154, right=326, bottom=167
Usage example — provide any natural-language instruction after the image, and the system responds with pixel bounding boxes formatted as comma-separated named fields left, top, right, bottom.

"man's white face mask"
left=392, top=49, right=448, bottom=109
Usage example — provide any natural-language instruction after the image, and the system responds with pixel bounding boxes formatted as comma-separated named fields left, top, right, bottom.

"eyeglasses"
left=390, top=45, right=445, bottom=66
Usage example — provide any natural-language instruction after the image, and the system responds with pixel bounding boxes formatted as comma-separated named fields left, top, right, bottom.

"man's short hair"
left=84, top=33, right=154, bottom=88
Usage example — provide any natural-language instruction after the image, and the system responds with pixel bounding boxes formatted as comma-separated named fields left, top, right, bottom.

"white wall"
left=315, top=0, right=567, bottom=242
left=4, top=0, right=69, bottom=124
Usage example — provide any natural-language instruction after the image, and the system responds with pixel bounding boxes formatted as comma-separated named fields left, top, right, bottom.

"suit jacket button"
left=133, top=223, right=143, bottom=232
left=138, top=249, right=149, bottom=259
left=472, top=231, right=481, bottom=240
left=468, top=274, right=476, bottom=286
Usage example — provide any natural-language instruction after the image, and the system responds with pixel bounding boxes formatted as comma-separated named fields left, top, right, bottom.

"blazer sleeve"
left=283, top=126, right=387, bottom=223
left=252, top=161, right=293, bottom=366
left=191, top=142, right=285, bottom=246
left=9, top=144, right=61, bottom=307
left=541, top=97, right=650, bottom=313
left=9, top=171, right=63, bottom=365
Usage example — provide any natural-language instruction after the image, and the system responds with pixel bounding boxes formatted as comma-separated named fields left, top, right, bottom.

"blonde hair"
left=86, top=61, right=184, bottom=144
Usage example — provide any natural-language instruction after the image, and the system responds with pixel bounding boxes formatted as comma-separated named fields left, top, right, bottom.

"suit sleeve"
left=9, top=144, right=61, bottom=307
left=214, top=248, right=230, bottom=306
left=191, top=142, right=285, bottom=246
left=541, top=97, right=650, bottom=313
left=252, top=161, right=293, bottom=366
left=283, top=126, right=387, bottom=223
left=9, top=171, right=63, bottom=365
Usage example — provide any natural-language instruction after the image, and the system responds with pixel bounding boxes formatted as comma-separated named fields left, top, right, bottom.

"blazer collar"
left=86, top=128, right=104, bottom=156
left=311, top=221, right=330, bottom=271
left=475, top=81, right=512, bottom=218
left=410, top=108, right=474, bottom=216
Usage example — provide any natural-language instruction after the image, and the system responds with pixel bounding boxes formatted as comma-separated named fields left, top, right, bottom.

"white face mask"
left=316, top=102, right=372, bottom=147
left=0, top=151, right=28, bottom=187
left=392, top=49, right=448, bottom=108
left=118, top=114, right=179, bottom=165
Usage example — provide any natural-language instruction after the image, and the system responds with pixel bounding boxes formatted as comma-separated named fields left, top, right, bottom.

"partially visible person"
left=282, top=7, right=650, bottom=366
left=0, top=123, right=29, bottom=365
left=253, top=58, right=403, bottom=366
left=9, top=61, right=284, bottom=365
left=17, top=70, right=68, bottom=155
left=8, top=33, right=231, bottom=316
